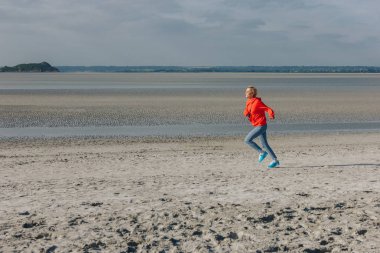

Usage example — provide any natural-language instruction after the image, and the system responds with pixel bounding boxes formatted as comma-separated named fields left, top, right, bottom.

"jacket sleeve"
left=243, top=103, right=250, bottom=117
left=266, top=107, right=275, bottom=119
left=259, top=100, right=275, bottom=119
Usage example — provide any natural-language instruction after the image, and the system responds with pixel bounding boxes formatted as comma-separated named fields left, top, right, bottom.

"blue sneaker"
left=258, top=151, right=268, bottom=163
left=268, top=160, right=280, bottom=169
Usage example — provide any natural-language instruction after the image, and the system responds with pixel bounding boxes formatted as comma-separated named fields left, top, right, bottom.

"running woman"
left=243, top=86, right=280, bottom=168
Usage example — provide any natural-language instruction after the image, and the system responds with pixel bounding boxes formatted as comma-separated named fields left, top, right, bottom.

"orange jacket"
left=243, top=97, right=275, bottom=126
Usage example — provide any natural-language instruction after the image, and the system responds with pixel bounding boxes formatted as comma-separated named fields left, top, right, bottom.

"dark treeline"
left=57, top=66, right=380, bottom=73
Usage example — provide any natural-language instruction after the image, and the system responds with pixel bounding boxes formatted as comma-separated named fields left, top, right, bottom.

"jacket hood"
left=246, top=97, right=261, bottom=104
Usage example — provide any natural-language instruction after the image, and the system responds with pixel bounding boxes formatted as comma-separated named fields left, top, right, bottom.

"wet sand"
left=1, top=132, right=379, bottom=252
left=1, top=87, right=380, bottom=128
left=1, top=73, right=380, bottom=128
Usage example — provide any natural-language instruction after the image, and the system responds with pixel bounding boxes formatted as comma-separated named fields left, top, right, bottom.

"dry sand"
left=1, top=132, right=379, bottom=252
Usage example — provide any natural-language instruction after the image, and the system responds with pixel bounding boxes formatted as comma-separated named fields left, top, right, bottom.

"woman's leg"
left=259, top=126, right=277, bottom=160
left=244, top=126, right=266, bottom=153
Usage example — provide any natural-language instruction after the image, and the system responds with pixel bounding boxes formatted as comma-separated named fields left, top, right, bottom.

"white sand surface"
left=1, top=132, right=379, bottom=252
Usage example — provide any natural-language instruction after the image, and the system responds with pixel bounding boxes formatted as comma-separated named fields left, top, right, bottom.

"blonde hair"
left=247, top=86, right=257, bottom=97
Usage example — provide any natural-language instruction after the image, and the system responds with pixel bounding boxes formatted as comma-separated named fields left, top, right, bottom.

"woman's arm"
left=267, top=107, right=275, bottom=119
left=243, top=108, right=250, bottom=117
left=258, top=100, right=275, bottom=119
left=243, top=104, right=250, bottom=117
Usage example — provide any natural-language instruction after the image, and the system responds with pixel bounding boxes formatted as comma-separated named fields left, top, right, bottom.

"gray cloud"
left=0, top=0, right=379, bottom=66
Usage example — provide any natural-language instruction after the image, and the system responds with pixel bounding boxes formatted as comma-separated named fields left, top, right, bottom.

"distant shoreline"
left=2, top=63, right=380, bottom=73
left=56, top=66, right=380, bottom=73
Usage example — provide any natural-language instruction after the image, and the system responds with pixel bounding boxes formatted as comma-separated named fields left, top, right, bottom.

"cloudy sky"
left=1, top=0, right=379, bottom=66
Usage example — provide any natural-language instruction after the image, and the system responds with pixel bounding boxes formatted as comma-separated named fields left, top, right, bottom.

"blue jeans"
left=244, top=125, right=277, bottom=160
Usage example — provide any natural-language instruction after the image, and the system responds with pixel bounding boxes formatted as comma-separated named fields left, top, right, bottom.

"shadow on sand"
left=280, top=163, right=380, bottom=169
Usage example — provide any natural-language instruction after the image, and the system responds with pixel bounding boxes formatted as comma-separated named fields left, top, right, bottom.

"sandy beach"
left=1, top=73, right=379, bottom=252
left=1, top=132, right=379, bottom=252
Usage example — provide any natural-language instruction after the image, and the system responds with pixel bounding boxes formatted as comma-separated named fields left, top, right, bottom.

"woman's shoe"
left=268, top=160, right=280, bottom=168
left=258, top=151, right=268, bottom=163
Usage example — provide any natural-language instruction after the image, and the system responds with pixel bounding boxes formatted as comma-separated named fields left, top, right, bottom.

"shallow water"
left=1, top=122, right=380, bottom=138
left=1, top=72, right=380, bottom=89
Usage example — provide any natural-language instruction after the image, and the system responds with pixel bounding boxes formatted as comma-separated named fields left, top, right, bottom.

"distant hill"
left=0, top=62, right=59, bottom=72
left=57, top=65, right=380, bottom=73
